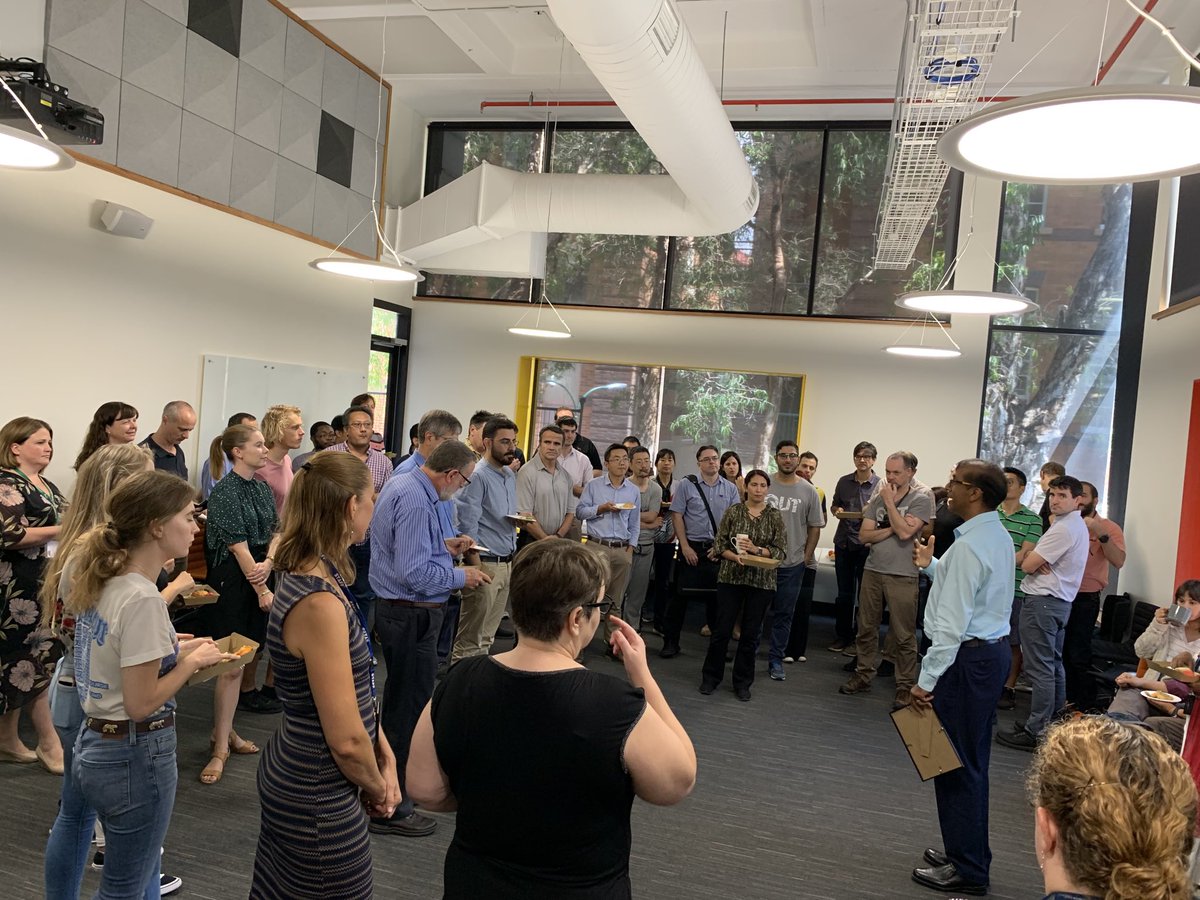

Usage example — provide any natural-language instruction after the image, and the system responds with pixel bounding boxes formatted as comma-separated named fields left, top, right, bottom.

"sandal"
left=199, top=750, right=229, bottom=785
left=228, top=730, right=259, bottom=755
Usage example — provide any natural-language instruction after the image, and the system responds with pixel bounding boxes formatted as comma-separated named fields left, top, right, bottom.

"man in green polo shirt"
left=996, top=466, right=1043, bottom=710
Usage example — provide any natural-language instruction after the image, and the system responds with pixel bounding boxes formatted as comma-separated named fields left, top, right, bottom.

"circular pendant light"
left=0, top=123, right=75, bottom=171
left=308, top=258, right=423, bottom=282
left=897, top=290, right=1037, bottom=316
left=884, top=345, right=962, bottom=359
left=508, top=326, right=572, bottom=339
left=939, top=85, right=1200, bottom=184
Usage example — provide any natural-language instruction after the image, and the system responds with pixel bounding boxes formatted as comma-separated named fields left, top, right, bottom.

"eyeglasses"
left=854, top=454, right=876, bottom=461
left=347, top=421, right=373, bottom=430
left=947, top=478, right=977, bottom=490
left=451, top=469, right=472, bottom=486
left=583, top=598, right=614, bottom=616
left=698, top=456, right=719, bottom=463
left=777, top=452, right=800, bottom=459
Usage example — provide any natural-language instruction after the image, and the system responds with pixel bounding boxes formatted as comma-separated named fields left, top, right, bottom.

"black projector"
left=1, top=77, right=103, bottom=145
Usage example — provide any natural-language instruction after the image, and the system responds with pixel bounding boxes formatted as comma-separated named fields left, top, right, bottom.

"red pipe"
left=1095, top=0, right=1159, bottom=84
left=479, top=96, right=1017, bottom=112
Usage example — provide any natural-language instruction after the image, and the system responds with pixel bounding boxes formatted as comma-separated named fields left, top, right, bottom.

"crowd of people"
left=0, top=394, right=1195, bottom=899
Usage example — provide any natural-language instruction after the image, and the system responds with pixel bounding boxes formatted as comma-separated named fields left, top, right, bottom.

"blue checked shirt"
left=369, top=468, right=465, bottom=602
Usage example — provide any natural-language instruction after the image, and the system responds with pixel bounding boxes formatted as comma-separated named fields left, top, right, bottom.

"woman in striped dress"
left=250, top=453, right=400, bottom=900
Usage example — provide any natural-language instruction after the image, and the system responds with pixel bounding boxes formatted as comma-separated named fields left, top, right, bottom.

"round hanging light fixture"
left=508, top=326, right=572, bottom=339
left=897, top=290, right=1037, bottom=316
left=308, top=258, right=423, bottom=282
left=884, top=345, right=962, bottom=359
left=938, top=85, right=1200, bottom=185
left=0, top=123, right=75, bottom=171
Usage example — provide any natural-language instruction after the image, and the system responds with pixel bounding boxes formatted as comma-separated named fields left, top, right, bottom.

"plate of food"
left=613, top=502, right=636, bottom=510
left=1141, top=689, right=1182, bottom=704
left=505, top=514, right=538, bottom=524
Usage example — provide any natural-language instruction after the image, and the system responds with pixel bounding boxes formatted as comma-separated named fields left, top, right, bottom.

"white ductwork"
left=397, top=0, right=759, bottom=274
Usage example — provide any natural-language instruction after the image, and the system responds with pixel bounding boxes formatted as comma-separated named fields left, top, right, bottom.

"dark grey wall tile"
left=188, top=0, right=244, bottom=58
left=316, top=110, right=353, bottom=189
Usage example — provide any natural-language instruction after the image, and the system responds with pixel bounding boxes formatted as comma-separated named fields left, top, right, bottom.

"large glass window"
left=421, top=123, right=960, bottom=320
left=531, top=358, right=804, bottom=474
left=980, top=182, right=1131, bottom=506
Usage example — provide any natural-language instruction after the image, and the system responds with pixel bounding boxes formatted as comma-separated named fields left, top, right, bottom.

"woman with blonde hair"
left=250, top=451, right=399, bottom=899
left=73, top=402, right=139, bottom=471
left=198, top=424, right=279, bottom=783
left=1028, top=716, right=1197, bottom=900
left=68, top=470, right=228, bottom=896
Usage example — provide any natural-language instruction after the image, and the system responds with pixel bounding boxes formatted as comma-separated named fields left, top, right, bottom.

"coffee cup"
left=735, top=533, right=750, bottom=554
left=1167, top=602, right=1192, bottom=627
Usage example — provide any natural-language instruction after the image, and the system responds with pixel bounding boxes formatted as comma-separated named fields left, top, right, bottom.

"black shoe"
left=368, top=811, right=437, bottom=837
left=878, top=659, right=895, bottom=677
left=91, top=849, right=104, bottom=870
left=258, top=684, right=278, bottom=701
left=996, top=687, right=1015, bottom=710
left=659, top=643, right=680, bottom=659
left=237, top=689, right=282, bottom=714
left=995, top=727, right=1038, bottom=752
left=923, top=848, right=949, bottom=868
left=734, top=687, right=751, bottom=702
left=842, top=658, right=857, bottom=672
left=699, top=682, right=717, bottom=695
left=912, top=863, right=987, bottom=895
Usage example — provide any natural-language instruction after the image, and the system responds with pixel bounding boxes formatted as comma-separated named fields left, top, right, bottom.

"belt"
left=85, top=713, right=175, bottom=738
left=961, top=637, right=1005, bottom=647
left=592, top=538, right=629, bottom=548
left=688, top=539, right=714, bottom=549
left=478, top=553, right=514, bottom=563
left=381, top=598, right=444, bottom=609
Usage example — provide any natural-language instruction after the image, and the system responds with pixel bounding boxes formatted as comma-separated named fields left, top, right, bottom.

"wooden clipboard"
left=890, top=705, right=962, bottom=781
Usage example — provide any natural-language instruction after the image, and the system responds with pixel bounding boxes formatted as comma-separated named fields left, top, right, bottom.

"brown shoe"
left=839, top=674, right=872, bottom=695
left=892, top=688, right=912, bottom=711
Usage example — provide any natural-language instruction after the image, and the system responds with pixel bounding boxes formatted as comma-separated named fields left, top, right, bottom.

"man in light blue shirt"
left=908, top=459, right=1014, bottom=897
left=452, top=416, right=520, bottom=661
left=576, top=443, right=640, bottom=650
left=369, top=440, right=488, bottom=839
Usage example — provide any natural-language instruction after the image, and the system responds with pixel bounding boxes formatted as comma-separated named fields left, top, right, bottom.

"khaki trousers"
left=854, top=569, right=919, bottom=690
left=588, top=543, right=633, bottom=640
left=451, top=560, right=512, bottom=662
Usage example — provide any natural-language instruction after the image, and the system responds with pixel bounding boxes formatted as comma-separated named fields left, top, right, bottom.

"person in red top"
left=1062, top=481, right=1126, bottom=712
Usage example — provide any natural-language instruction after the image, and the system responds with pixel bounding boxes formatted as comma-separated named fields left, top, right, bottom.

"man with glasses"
left=764, top=441, right=824, bottom=681
left=576, top=444, right=641, bottom=655
left=829, top=442, right=880, bottom=653
left=660, top=445, right=740, bottom=659
left=370, top=439, right=490, bottom=838
left=840, top=451, right=934, bottom=711
left=452, top=416, right=520, bottom=662
left=908, top=460, right=1014, bottom=897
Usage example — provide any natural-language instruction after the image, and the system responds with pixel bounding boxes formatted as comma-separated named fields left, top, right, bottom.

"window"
left=531, top=358, right=804, bottom=473
left=369, top=301, right=410, bottom=452
left=980, top=182, right=1132, bottom=504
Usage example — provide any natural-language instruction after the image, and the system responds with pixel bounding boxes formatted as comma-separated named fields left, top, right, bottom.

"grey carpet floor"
left=0, top=614, right=1045, bottom=899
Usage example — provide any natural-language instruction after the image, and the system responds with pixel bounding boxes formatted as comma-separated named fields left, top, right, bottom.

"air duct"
left=398, top=0, right=759, bottom=273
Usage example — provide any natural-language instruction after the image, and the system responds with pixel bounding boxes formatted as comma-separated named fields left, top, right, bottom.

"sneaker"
left=794, top=655, right=807, bottom=663
left=827, top=640, right=849, bottom=653
left=698, top=681, right=717, bottom=696
left=782, top=656, right=795, bottom=664
left=160, top=873, right=182, bottom=896
left=368, top=811, right=437, bottom=837
left=842, top=645, right=858, bottom=657
left=996, top=727, right=1038, bottom=752
left=769, top=663, right=786, bottom=681
left=839, top=674, right=872, bottom=695
left=997, top=687, right=1016, bottom=710
left=91, top=849, right=104, bottom=870
left=734, top=687, right=752, bottom=702
left=237, top=689, right=283, bottom=714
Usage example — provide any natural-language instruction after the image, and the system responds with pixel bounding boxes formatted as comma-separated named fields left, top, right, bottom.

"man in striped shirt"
left=995, top=466, right=1043, bottom=710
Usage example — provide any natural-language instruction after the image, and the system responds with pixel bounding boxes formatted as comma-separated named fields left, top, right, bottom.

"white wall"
left=0, top=160, right=405, bottom=491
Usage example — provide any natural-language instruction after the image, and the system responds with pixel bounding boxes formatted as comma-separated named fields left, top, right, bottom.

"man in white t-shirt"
left=996, top=475, right=1090, bottom=751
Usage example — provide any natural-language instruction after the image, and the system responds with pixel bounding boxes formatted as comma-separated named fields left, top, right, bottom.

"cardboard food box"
left=187, top=632, right=259, bottom=685
left=739, top=554, right=783, bottom=569
left=181, top=584, right=220, bottom=607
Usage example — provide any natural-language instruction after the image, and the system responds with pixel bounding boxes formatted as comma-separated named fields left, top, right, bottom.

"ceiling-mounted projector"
left=0, top=59, right=103, bottom=146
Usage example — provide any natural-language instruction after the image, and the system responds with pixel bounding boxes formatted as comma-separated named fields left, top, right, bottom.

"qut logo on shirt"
left=767, top=494, right=803, bottom=514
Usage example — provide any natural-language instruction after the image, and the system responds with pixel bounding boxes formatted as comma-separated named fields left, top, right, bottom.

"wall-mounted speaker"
left=99, top=202, right=153, bottom=239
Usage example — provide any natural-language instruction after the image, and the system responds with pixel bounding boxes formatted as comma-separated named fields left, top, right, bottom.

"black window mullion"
left=806, top=126, right=832, bottom=316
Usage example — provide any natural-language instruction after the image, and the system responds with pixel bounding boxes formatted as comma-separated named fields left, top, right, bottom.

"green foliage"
left=670, top=371, right=773, bottom=445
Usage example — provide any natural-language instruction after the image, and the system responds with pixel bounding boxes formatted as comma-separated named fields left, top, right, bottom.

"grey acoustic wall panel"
left=45, top=0, right=388, bottom=258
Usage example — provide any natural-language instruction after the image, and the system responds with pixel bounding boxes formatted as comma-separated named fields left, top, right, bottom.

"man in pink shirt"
left=1063, top=481, right=1126, bottom=711
left=255, top=405, right=304, bottom=514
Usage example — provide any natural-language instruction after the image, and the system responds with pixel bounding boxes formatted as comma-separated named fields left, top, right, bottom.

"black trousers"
left=375, top=601, right=444, bottom=820
left=784, top=564, right=818, bottom=659
left=702, top=583, right=773, bottom=691
left=647, top=542, right=677, bottom=627
left=833, top=543, right=870, bottom=643
left=663, top=543, right=719, bottom=648
left=1064, top=590, right=1101, bottom=711
left=933, top=639, right=1010, bottom=886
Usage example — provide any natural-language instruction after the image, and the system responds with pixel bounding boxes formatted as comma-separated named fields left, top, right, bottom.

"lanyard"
left=321, top=557, right=379, bottom=728
left=5, top=467, right=60, bottom=519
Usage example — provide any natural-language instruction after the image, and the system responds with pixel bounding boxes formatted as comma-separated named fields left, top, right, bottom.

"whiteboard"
left=196, top=354, right=366, bottom=478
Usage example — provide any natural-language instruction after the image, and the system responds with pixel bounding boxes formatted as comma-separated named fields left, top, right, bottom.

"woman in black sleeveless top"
left=408, top=540, right=697, bottom=899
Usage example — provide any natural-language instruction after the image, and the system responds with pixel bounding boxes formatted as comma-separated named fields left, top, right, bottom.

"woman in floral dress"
left=0, top=416, right=66, bottom=771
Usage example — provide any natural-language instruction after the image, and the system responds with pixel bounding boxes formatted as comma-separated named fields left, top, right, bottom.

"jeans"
left=833, top=543, right=870, bottom=643
left=766, top=564, right=805, bottom=665
left=45, top=674, right=97, bottom=900
left=375, top=602, right=444, bottom=821
left=1019, top=594, right=1072, bottom=737
left=349, top=539, right=375, bottom=628
left=785, top=564, right=818, bottom=660
left=1064, top=590, right=1100, bottom=711
left=74, top=724, right=178, bottom=899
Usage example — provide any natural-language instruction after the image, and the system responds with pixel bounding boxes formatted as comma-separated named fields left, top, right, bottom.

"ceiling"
left=285, top=0, right=1200, bottom=122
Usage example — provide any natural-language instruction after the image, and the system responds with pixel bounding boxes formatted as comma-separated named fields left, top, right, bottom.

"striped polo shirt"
left=998, top=503, right=1043, bottom=598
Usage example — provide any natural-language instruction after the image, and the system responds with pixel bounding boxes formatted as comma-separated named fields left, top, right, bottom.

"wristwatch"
left=1097, top=533, right=1110, bottom=544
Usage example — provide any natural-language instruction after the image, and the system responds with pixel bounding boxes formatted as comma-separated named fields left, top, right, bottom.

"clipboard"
left=890, top=705, right=962, bottom=781
left=1147, top=660, right=1198, bottom=682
